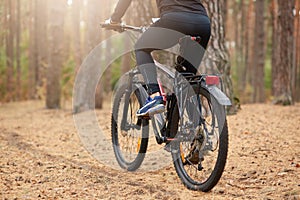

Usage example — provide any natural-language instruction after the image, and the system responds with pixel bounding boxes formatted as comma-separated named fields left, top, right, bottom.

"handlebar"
left=100, top=23, right=145, bottom=33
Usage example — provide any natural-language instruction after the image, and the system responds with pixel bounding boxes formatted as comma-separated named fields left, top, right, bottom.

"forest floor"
left=0, top=100, right=299, bottom=200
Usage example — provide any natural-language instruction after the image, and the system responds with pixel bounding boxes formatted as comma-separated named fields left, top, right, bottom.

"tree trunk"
left=46, top=0, right=65, bottom=109
left=241, top=0, right=254, bottom=97
left=5, top=0, right=15, bottom=101
left=72, top=0, right=82, bottom=72
left=86, top=0, right=103, bottom=109
left=245, top=0, right=255, bottom=93
left=222, top=0, right=228, bottom=27
left=202, top=0, right=236, bottom=114
left=36, top=0, right=48, bottom=90
left=0, top=2, right=5, bottom=97
left=271, top=0, right=278, bottom=96
left=28, top=0, right=37, bottom=99
left=33, top=0, right=39, bottom=93
left=120, top=4, right=136, bottom=76
left=0, top=1, right=5, bottom=47
left=233, top=0, right=247, bottom=96
left=272, top=0, right=294, bottom=105
left=103, top=3, right=112, bottom=95
left=104, top=32, right=112, bottom=94
left=295, top=0, right=300, bottom=102
left=252, top=0, right=265, bottom=103
left=16, top=0, right=21, bottom=100
left=239, top=0, right=247, bottom=92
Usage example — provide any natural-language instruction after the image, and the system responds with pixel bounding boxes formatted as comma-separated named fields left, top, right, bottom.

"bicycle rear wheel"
left=171, top=87, right=228, bottom=192
left=111, top=85, right=149, bottom=171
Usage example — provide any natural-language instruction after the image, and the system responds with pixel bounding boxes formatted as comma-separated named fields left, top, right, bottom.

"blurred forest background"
left=0, top=0, right=299, bottom=109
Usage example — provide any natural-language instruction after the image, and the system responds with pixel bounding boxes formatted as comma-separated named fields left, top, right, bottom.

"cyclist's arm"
left=111, top=0, right=132, bottom=22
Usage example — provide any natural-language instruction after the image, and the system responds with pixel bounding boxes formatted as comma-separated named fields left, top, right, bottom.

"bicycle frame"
left=119, top=60, right=231, bottom=145
left=108, top=24, right=231, bottom=145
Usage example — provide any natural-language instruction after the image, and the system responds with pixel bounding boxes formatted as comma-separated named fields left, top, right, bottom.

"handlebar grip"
left=100, top=23, right=107, bottom=28
left=100, top=23, right=144, bottom=33
left=100, top=23, right=124, bottom=32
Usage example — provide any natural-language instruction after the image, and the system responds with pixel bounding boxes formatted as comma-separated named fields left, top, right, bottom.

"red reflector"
left=206, top=76, right=220, bottom=85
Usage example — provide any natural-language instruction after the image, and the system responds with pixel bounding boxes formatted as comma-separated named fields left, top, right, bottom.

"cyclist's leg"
left=134, top=12, right=211, bottom=116
left=162, top=12, right=210, bottom=74
left=135, top=49, right=160, bottom=95
left=135, top=27, right=184, bottom=116
left=135, top=12, right=210, bottom=79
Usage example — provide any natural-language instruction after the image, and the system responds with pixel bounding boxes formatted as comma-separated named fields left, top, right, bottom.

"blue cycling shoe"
left=136, top=96, right=165, bottom=117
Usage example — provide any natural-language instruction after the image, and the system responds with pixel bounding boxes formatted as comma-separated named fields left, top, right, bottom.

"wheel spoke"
left=112, top=86, right=149, bottom=171
left=172, top=88, right=228, bottom=191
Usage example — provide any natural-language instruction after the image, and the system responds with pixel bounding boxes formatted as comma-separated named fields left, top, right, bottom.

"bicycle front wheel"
left=171, top=87, right=228, bottom=192
left=111, top=85, right=149, bottom=171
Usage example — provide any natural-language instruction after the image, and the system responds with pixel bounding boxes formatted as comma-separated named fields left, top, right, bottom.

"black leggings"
left=135, top=12, right=211, bottom=95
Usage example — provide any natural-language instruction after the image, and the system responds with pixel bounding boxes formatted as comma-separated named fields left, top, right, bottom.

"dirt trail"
left=0, top=100, right=299, bottom=199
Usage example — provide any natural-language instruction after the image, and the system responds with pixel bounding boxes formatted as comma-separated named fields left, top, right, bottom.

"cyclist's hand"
left=103, top=18, right=124, bottom=32
left=105, top=18, right=121, bottom=25
left=104, top=18, right=111, bottom=25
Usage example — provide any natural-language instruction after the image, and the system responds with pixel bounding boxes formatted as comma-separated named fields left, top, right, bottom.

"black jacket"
left=111, top=0, right=207, bottom=22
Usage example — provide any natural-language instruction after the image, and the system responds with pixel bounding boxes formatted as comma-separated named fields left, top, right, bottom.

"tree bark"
left=234, top=0, right=245, bottom=95
left=72, top=0, right=82, bottom=72
left=103, top=2, right=112, bottom=95
left=202, top=0, right=236, bottom=114
left=239, top=0, right=247, bottom=92
left=245, top=0, right=255, bottom=92
left=16, top=0, right=21, bottom=100
left=28, top=0, right=37, bottom=99
left=36, top=0, right=48, bottom=90
left=0, top=1, right=5, bottom=47
left=271, top=0, right=278, bottom=96
left=104, top=31, right=112, bottom=94
left=86, top=0, right=103, bottom=109
left=5, top=0, right=15, bottom=101
left=272, top=0, right=294, bottom=105
left=292, top=0, right=300, bottom=102
left=252, top=0, right=265, bottom=103
left=46, top=0, right=65, bottom=109
left=295, top=0, right=300, bottom=102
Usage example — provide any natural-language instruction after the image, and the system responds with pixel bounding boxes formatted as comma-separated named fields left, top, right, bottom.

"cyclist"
left=106, top=0, right=211, bottom=117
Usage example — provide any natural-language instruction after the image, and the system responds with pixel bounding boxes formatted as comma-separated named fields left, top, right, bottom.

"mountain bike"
left=101, top=23, right=231, bottom=192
